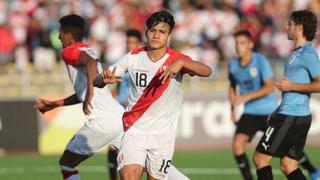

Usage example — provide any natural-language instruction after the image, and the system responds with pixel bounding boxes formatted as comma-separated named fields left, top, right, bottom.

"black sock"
left=108, top=149, right=118, bottom=179
left=300, top=152, right=317, bottom=174
left=257, top=166, right=273, bottom=180
left=235, top=153, right=253, bottom=180
left=287, top=168, right=306, bottom=180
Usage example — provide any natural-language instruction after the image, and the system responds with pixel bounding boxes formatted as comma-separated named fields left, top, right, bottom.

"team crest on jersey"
left=249, top=67, right=258, bottom=77
left=289, top=55, right=296, bottom=64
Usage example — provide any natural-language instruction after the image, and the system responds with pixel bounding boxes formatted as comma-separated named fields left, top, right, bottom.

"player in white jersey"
left=34, top=14, right=190, bottom=180
left=95, top=10, right=212, bottom=180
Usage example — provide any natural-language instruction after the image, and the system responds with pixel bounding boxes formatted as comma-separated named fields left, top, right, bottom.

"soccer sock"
left=257, top=166, right=273, bottom=180
left=167, top=165, right=190, bottom=180
left=299, top=152, right=317, bottom=173
left=286, top=168, right=307, bottom=180
left=60, top=165, right=80, bottom=180
left=235, top=153, right=253, bottom=180
left=108, top=149, right=118, bottom=180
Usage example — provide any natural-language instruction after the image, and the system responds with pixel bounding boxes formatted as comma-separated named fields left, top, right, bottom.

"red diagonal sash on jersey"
left=122, top=54, right=178, bottom=131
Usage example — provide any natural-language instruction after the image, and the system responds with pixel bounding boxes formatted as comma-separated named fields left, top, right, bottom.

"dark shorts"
left=235, top=114, right=268, bottom=142
left=256, top=113, right=311, bottom=160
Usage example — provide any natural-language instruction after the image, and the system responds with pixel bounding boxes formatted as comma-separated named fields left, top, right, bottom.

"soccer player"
left=107, top=29, right=143, bottom=180
left=95, top=10, right=212, bottom=180
left=228, top=30, right=277, bottom=180
left=253, top=10, right=320, bottom=180
left=34, top=14, right=125, bottom=180
left=34, top=14, right=190, bottom=180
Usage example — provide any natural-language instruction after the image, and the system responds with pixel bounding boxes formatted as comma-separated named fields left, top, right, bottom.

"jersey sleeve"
left=303, top=51, right=320, bottom=79
left=108, top=52, right=130, bottom=78
left=258, top=55, right=273, bottom=80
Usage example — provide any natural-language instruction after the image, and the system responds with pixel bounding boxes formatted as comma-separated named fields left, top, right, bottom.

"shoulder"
left=300, top=45, right=319, bottom=61
left=61, top=42, right=92, bottom=66
left=130, top=47, right=147, bottom=55
left=166, top=48, right=192, bottom=61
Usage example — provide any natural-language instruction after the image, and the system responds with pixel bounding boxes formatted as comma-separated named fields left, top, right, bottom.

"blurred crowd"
left=1, top=0, right=320, bottom=74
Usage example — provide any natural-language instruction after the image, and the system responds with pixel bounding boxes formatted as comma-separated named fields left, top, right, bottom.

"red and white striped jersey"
left=62, top=42, right=124, bottom=119
left=109, top=47, right=192, bottom=134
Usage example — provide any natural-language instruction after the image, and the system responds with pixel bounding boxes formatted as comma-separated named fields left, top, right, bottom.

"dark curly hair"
left=146, top=10, right=175, bottom=33
left=289, top=10, right=318, bottom=41
left=234, top=30, right=253, bottom=40
left=59, top=14, right=85, bottom=41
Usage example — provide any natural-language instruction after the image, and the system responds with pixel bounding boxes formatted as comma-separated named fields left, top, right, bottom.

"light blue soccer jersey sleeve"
left=303, top=51, right=320, bottom=78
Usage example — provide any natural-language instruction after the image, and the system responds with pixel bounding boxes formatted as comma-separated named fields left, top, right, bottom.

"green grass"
left=0, top=147, right=319, bottom=180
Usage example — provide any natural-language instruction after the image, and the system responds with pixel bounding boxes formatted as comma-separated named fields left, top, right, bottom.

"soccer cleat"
left=310, top=170, right=320, bottom=180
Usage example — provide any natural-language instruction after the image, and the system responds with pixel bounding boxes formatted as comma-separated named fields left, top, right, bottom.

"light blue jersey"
left=117, top=73, right=130, bottom=107
left=228, top=52, right=277, bottom=115
left=278, top=43, right=320, bottom=116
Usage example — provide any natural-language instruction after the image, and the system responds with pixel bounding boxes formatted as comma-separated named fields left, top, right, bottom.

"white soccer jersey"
left=109, top=47, right=192, bottom=134
left=62, top=42, right=124, bottom=119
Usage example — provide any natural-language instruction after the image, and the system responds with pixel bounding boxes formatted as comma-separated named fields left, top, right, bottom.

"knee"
left=253, top=152, right=271, bottom=169
left=232, top=138, right=246, bottom=155
left=120, top=166, right=142, bottom=180
left=280, top=161, right=298, bottom=175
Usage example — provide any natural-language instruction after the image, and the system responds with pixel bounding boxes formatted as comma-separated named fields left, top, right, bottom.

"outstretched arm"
left=34, top=93, right=80, bottom=114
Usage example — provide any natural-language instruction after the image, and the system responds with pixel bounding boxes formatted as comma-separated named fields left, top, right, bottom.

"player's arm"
left=229, top=81, right=237, bottom=123
left=160, top=59, right=212, bottom=84
left=94, top=54, right=130, bottom=88
left=236, top=78, right=274, bottom=104
left=78, top=51, right=97, bottom=115
left=276, top=76, right=320, bottom=93
left=34, top=93, right=80, bottom=114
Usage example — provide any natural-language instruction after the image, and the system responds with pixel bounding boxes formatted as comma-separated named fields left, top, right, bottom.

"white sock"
left=166, top=165, right=190, bottom=180
left=60, top=165, right=80, bottom=180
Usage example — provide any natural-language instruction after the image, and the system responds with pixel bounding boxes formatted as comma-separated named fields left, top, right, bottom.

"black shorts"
left=256, top=113, right=311, bottom=160
left=235, top=114, right=268, bottom=142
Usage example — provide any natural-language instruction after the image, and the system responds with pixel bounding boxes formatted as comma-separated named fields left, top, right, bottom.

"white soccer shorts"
left=66, top=116, right=123, bottom=155
left=117, top=130, right=176, bottom=179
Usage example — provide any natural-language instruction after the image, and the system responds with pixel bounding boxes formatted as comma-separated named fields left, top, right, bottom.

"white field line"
left=0, top=166, right=286, bottom=175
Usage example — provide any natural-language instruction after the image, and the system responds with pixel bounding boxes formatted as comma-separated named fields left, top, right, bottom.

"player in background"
left=253, top=10, right=320, bottom=180
left=229, top=30, right=319, bottom=180
left=94, top=10, right=212, bottom=180
left=107, top=29, right=143, bottom=180
left=228, top=30, right=277, bottom=180
left=34, top=14, right=190, bottom=180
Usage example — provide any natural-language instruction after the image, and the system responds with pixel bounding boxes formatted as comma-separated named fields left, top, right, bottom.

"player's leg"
left=59, top=150, right=90, bottom=180
left=107, top=146, right=118, bottom=180
left=61, top=116, right=123, bottom=180
left=281, top=115, right=311, bottom=180
left=233, top=114, right=261, bottom=180
left=280, top=156, right=305, bottom=180
left=117, top=132, right=147, bottom=180
left=253, top=151, right=273, bottom=180
left=166, top=165, right=190, bottom=180
left=145, top=133, right=176, bottom=180
left=233, top=133, right=252, bottom=180
left=299, top=152, right=319, bottom=180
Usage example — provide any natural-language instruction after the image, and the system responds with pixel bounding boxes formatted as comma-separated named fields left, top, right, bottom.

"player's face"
left=235, top=36, right=253, bottom=58
left=58, top=30, right=72, bottom=48
left=127, top=36, right=141, bottom=51
left=286, top=20, right=298, bottom=40
left=146, top=22, right=171, bottom=50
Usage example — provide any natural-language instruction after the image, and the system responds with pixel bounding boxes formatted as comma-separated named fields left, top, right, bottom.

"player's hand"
left=83, top=93, right=93, bottom=115
left=234, top=95, right=250, bottom=105
left=33, top=99, right=57, bottom=114
left=101, top=67, right=121, bottom=84
left=276, top=77, right=293, bottom=92
left=159, top=59, right=184, bottom=84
